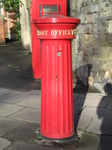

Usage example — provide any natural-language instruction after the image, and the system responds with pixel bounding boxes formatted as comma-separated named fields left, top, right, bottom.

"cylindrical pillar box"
left=41, top=39, right=74, bottom=139
left=33, top=14, right=80, bottom=139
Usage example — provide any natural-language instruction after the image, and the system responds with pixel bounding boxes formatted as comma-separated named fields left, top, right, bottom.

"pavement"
left=0, top=41, right=112, bottom=150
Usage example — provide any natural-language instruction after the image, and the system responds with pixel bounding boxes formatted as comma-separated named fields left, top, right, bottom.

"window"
left=39, top=5, right=61, bottom=17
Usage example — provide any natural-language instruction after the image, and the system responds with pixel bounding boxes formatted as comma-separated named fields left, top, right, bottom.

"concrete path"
left=0, top=88, right=112, bottom=150
left=0, top=42, right=112, bottom=150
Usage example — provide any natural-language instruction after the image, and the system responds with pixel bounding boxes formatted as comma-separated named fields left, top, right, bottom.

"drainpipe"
left=7, top=12, right=11, bottom=39
left=1, top=2, right=3, bottom=15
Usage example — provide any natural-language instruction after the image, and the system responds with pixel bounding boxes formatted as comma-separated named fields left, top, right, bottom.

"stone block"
left=70, top=0, right=80, bottom=11
left=9, top=108, right=41, bottom=123
left=0, top=89, right=41, bottom=104
left=73, top=93, right=81, bottom=101
left=107, top=20, right=112, bottom=34
left=79, top=34, right=99, bottom=51
left=86, top=118, right=112, bottom=135
left=100, top=136, right=112, bottom=150
left=74, top=104, right=83, bottom=116
left=99, top=47, right=111, bottom=59
left=0, top=116, right=24, bottom=136
left=106, top=102, right=112, bottom=109
left=0, top=90, right=25, bottom=104
left=77, top=132, right=100, bottom=150
left=102, top=95, right=112, bottom=101
left=0, top=137, right=11, bottom=150
left=0, top=102, right=24, bottom=117
left=75, top=97, right=108, bottom=108
left=3, top=122, right=40, bottom=143
left=74, top=98, right=86, bottom=107
left=100, top=34, right=112, bottom=47
left=84, top=98, right=107, bottom=108
left=84, top=14, right=92, bottom=24
left=100, top=5, right=112, bottom=19
left=15, top=98, right=41, bottom=109
left=76, top=115, right=92, bottom=131
left=86, top=93, right=105, bottom=99
left=99, top=20, right=107, bottom=34
left=81, top=107, right=112, bottom=120
left=78, top=24, right=99, bottom=35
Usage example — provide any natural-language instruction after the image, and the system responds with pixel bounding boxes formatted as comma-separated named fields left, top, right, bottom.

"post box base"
left=41, top=132, right=78, bottom=142
left=41, top=131, right=74, bottom=140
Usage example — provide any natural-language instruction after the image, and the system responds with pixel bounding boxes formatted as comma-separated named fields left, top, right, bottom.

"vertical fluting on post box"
left=41, top=40, right=74, bottom=139
left=33, top=14, right=80, bottom=140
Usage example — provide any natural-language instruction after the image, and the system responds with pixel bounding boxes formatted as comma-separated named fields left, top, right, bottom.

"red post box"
left=30, top=0, right=67, bottom=79
left=33, top=14, right=80, bottom=139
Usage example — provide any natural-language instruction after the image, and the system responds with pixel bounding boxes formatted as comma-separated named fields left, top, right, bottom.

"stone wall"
left=19, top=0, right=112, bottom=92
left=70, top=0, right=112, bottom=91
left=20, top=0, right=31, bottom=49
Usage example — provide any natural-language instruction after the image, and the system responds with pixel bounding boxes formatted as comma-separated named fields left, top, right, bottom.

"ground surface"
left=0, top=41, right=112, bottom=150
left=0, top=41, right=41, bottom=90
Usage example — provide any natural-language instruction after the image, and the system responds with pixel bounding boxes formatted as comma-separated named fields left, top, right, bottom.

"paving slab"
left=100, top=135, right=112, bottom=150
left=0, top=90, right=41, bottom=104
left=77, top=94, right=87, bottom=98
left=106, top=102, right=112, bottom=109
left=0, top=137, right=11, bottom=150
left=19, top=90, right=41, bottom=99
left=81, top=107, right=112, bottom=120
left=5, top=141, right=63, bottom=150
left=0, top=102, right=24, bottom=117
left=0, top=88, right=23, bottom=96
left=15, top=98, right=41, bottom=109
left=102, top=95, right=112, bottom=101
left=85, top=93, right=105, bottom=99
left=84, top=98, right=107, bottom=108
left=80, top=107, right=97, bottom=118
left=0, top=89, right=25, bottom=104
left=26, top=90, right=41, bottom=96
left=3, top=122, right=40, bottom=143
left=77, top=132, right=100, bottom=150
left=9, top=108, right=41, bottom=123
left=0, top=90, right=28, bottom=104
left=0, top=116, right=24, bottom=136
left=76, top=115, right=92, bottom=131
left=74, top=98, right=85, bottom=107
left=74, top=104, right=83, bottom=116
left=73, top=93, right=81, bottom=101
left=86, top=118, right=112, bottom=135
left=0, top=93, right=26, bottom=104
left=74, top=97, right=107, bottom=108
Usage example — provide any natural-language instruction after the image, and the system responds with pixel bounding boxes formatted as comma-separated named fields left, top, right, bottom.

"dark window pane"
left=40, top=5, right=42, bottom=12
left=59, top=5, right=61, bottom=13
left=43, top=5, right=57, bottom=13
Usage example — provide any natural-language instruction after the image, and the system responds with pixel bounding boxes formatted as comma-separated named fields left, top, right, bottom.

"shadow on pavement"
left=97, top=83, right=112, bottom=150
left=73, top=64, right=93, bottom=132
left=0, top=41, right=41, bottom=91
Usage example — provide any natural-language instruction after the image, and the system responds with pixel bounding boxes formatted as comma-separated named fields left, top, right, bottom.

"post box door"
left=31, top=0, right=67, bottom=79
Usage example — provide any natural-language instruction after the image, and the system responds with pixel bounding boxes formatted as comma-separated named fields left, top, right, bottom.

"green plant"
left=2, top=0, right=23, bottom=41
left=93, top=0, right=99, bottom=4
left=15, top=19, right=21, bottom=41
left=2, top=0, right=23, bottom=12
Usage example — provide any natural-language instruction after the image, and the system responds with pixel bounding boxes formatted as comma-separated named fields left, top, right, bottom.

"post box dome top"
left=33, top=14, right=80, bottom=24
